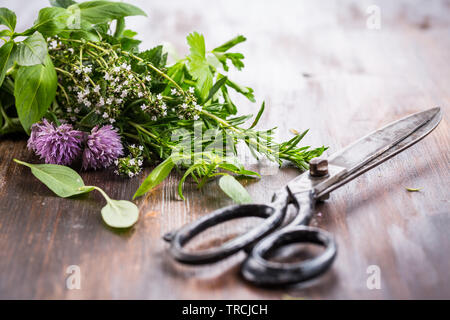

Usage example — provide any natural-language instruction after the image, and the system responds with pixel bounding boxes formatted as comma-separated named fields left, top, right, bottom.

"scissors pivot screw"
left=309, top=158, right=329, bottom=177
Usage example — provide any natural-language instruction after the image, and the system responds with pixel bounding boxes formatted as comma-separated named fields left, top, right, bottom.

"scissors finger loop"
left=241, top=226, right=337, bottom=286
left=166, top=202, right=288, bottom=265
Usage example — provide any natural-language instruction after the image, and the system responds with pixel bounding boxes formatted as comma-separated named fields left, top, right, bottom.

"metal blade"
left=328, top=107, right=442, bottom=170
left=314, top=107, right=442, bottom=198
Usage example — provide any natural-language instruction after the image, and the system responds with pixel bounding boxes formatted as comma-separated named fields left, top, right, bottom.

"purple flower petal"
left=27, top=119, right=83, bottom=165
left=82, top=125, right=123, bottom=170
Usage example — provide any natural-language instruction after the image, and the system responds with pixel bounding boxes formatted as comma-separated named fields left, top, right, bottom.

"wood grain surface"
left=0, top=0, right=449, bottom=299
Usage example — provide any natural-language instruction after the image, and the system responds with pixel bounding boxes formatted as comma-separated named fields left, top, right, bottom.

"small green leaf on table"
left=133, top=157, right=174, bottom=199
left=14, top=159, right=139, bottom=229
left=218, top=174, right=252, bottom=204
left=405, top=187, right=422, bottom=192
left=13, top=159, right=94, bottom=197
left=101, top=199, right=139, bottom=229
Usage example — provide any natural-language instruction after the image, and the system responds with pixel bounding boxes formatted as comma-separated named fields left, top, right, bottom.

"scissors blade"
left=328, top=107, right=441, bottom=170
left=313, top=107, right=442, bottom=198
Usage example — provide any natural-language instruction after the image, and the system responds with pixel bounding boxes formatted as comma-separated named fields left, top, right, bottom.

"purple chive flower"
left=27, top=119, right=83, bottom=165
left=82, top=125, right=123, bottom=170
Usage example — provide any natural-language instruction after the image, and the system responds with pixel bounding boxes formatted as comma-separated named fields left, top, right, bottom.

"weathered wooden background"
left=0, top=0, right=449, bottom=299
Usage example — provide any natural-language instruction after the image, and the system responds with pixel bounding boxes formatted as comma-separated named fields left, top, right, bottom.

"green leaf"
left=70, top=1, right=147, bottom=24
left=212, top=35, right=246, bottom=53
left=13, top=159, right=94, bottom=198
left=226, top=79, right=255, bottom=102
left=69, top=29, right=100, bottom=42
left=120, top=37, right=141, bottom=52
left=212, top=35, right=246, bottom=71
left=138, top=45, right=167, bottom=68
left=0, top=29, right=11, bottom=37
left=186, top=32, right=213, bottom=101
left=248, top=101, right=265, bottom=129
left=187, top=31, right=206, bottom=58
left=405, top=187, right=422, bottom=192
left=218, top=163, right=260, bottom=178
left=218, top=174, right=252, bottom=204
left=0, top=8, right=16, bottom=32
left=50, top=0, right=77, bottom=8
left=14, top=32, right=47, bottom=66
left=14, top=54, right=57, bottom=133
left=0, top=41, right=15, bottom=87
left=101, top=199, right=139, bottom=228
left=224, top=52, right=245, bottom=70
left=177, top=163, right=203, bottom=200
left=238, top=169, right=261, bottom=178
left=205, top=76, right=227, bottom=103
left=133, top=157, right=174, bottom=199
left=122, top=29, right=137, bottom=38
left=25, top=7, right=74, bottom=37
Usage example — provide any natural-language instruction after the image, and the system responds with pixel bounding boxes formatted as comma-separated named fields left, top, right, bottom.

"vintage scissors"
left=163, top=107, right=442, bottom=286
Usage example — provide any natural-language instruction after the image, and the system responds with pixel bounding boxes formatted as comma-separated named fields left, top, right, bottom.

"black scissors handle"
left=163, top=188, right=337, bottom=285
left=163, top=191, right=290, bottom=264
left=241, top=190, right=337, bottom=286
left=241, top=226, right=337, bottom=286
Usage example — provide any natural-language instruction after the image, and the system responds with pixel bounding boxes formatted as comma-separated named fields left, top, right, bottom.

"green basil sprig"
left=14, top=159, right=139, bottom=228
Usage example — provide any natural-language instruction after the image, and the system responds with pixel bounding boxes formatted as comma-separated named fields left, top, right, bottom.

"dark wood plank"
left=0, top=0, right=449, bottom=299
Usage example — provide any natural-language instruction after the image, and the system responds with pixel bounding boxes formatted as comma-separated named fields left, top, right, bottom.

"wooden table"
left=0, top=0, right=449, bottom=299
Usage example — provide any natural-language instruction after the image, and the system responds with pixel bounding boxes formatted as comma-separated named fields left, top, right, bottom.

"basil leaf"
left=26, top=7, right=74, bottom=37
left=0, top=8, right=16, bottom=32
left=14, top=54, right=57, bottom=133
left=101, top=199, right=139, bottom=228
left=50, top=0, right=77, bottom=8
left=69, top=1, right=147, bottom=25
left=0, top=29, right=10, bottom=37
left=13, top=159, right=94, bottom=198
left=14, top=31, right=47, bottom=66
left=218, top=174, right=252, bottom=204
left=133, top=157, right=174, bottom=199
left=0, top=41, right=15, bottom=87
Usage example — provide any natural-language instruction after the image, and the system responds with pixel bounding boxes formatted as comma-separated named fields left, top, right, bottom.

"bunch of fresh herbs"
left=1, top=0, right=325, bottom=228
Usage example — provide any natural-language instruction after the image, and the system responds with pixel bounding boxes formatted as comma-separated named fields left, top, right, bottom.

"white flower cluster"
left=167, top=86, right=202, bottom=121
left=56, top=52, right=154, bottom=125
left=114, top=144, right=145, bottom=178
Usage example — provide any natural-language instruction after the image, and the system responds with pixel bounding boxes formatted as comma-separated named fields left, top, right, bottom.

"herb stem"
left=57, top=83, right=70, bottom=104
left=128, top=121, right=167, bottom=146
left=200, top=110, right=277, bottom=156
left=82, top=186, right=112, bottom=203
